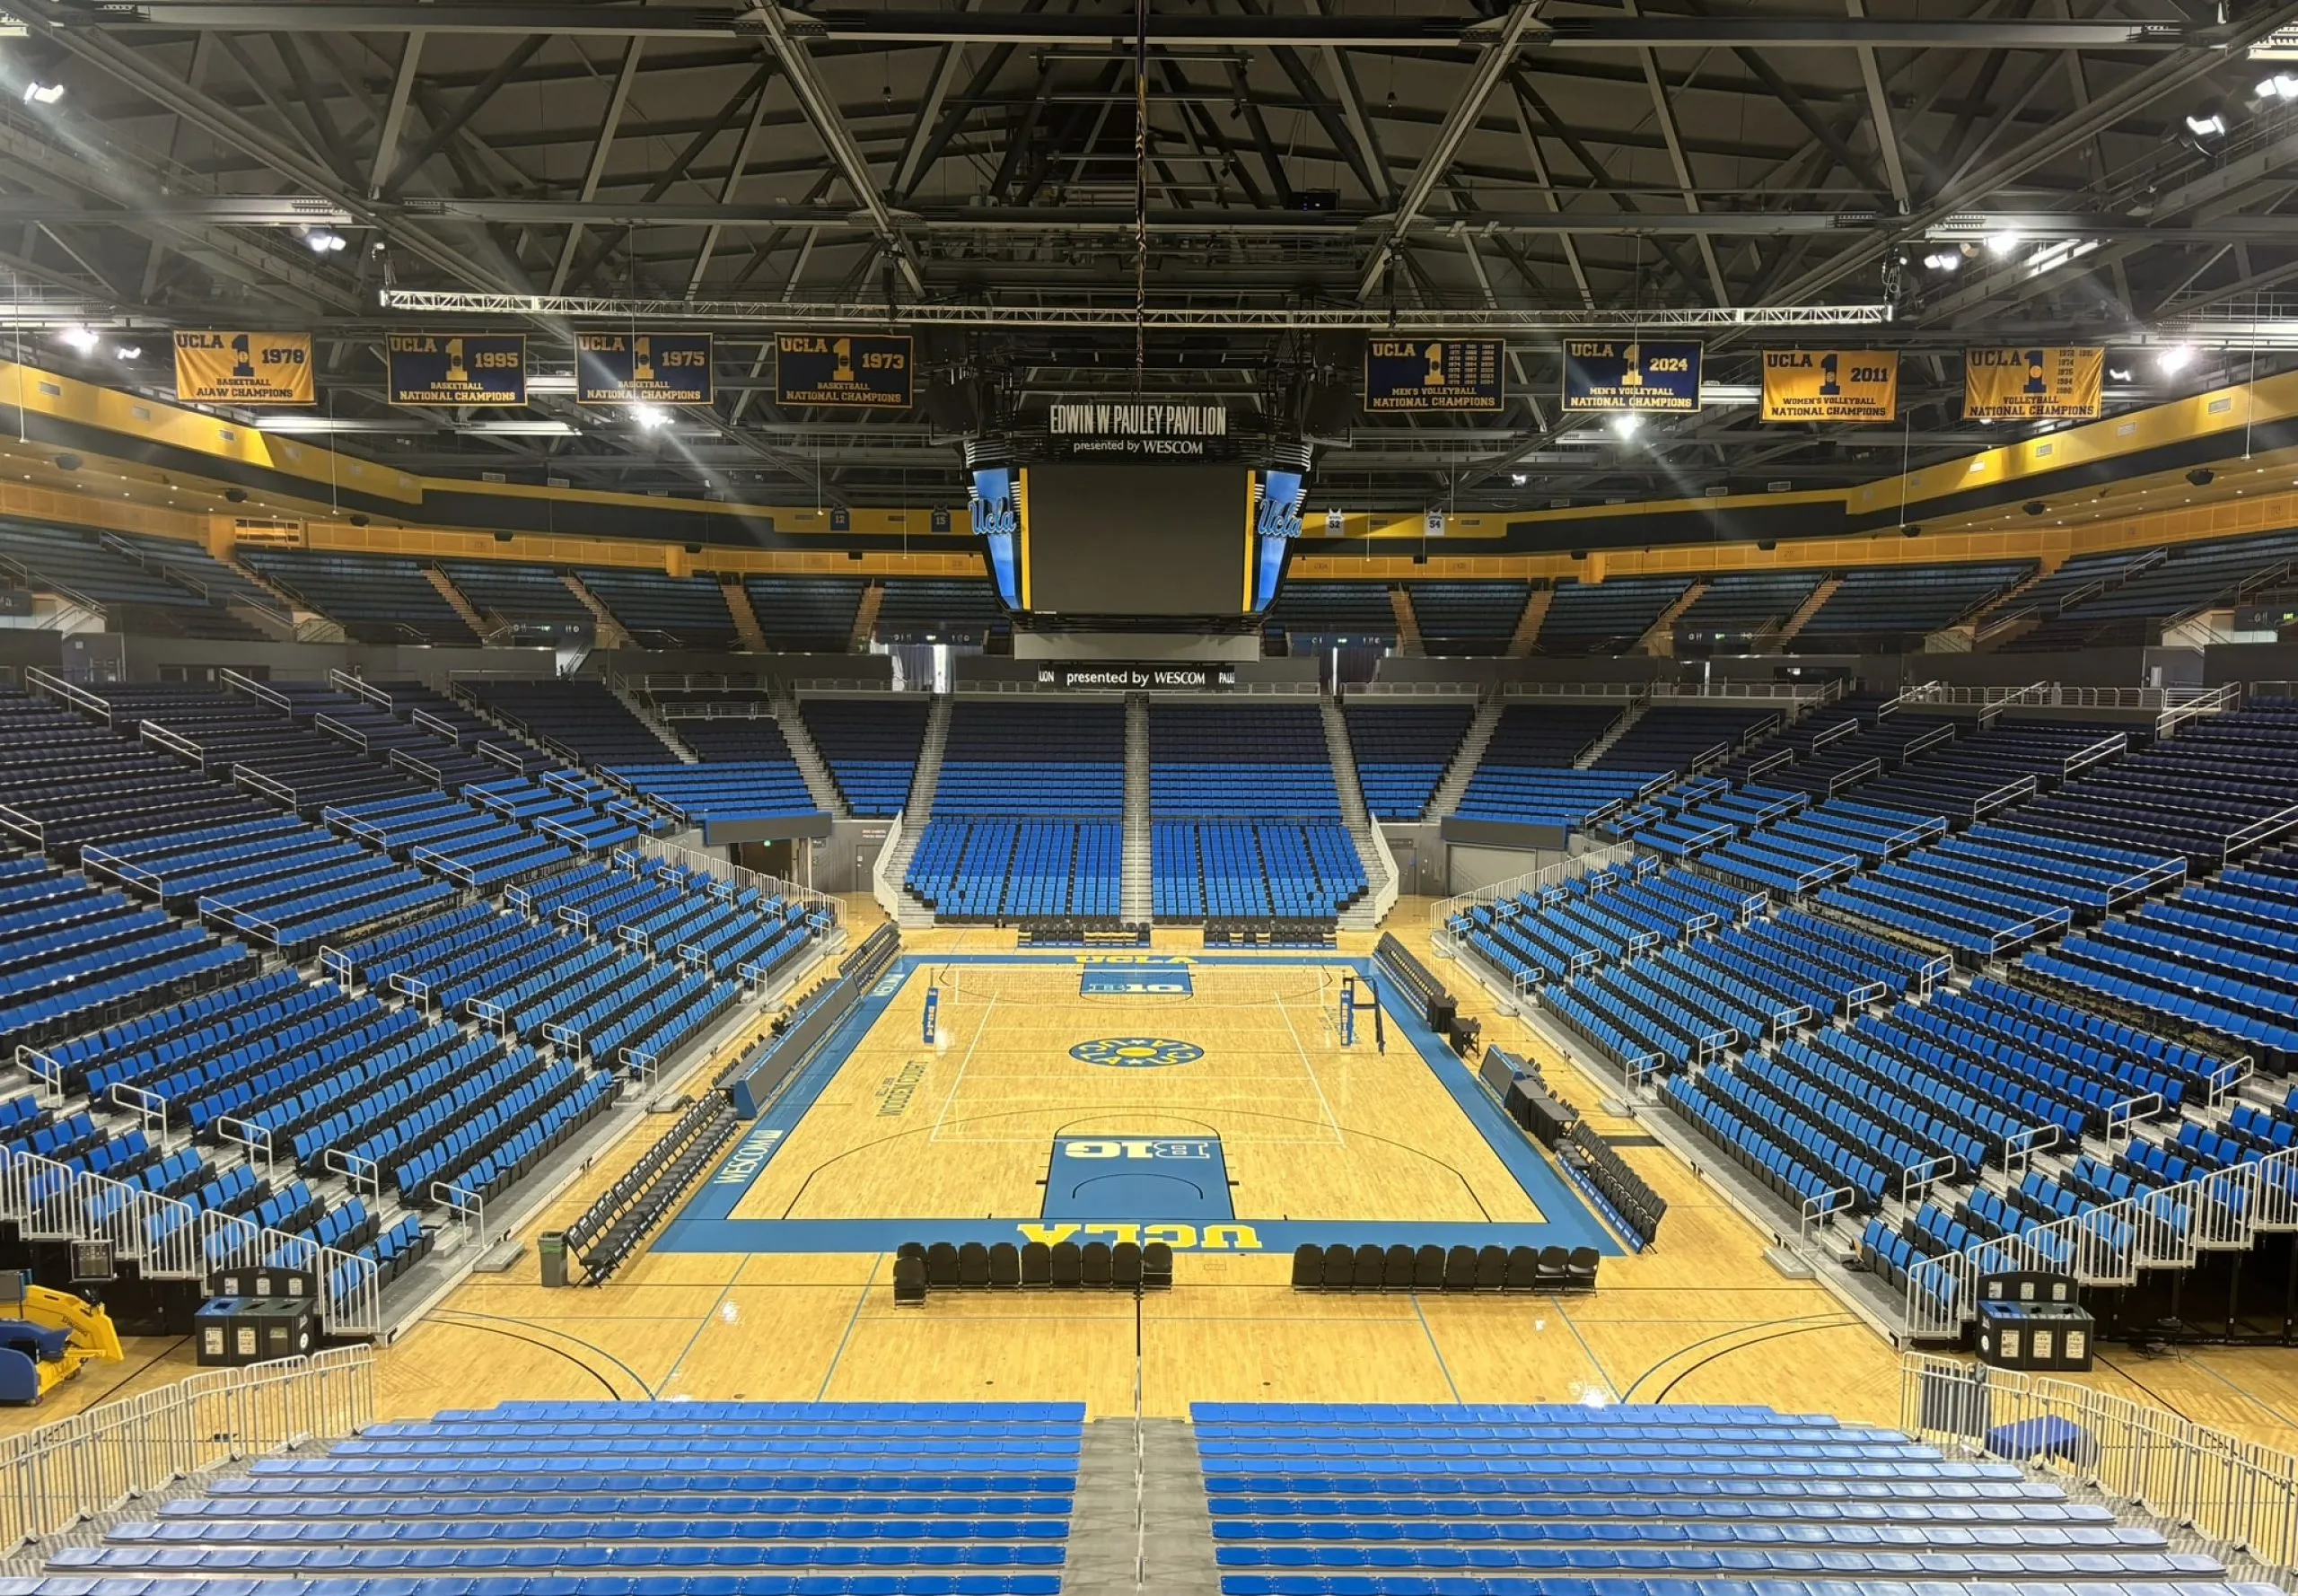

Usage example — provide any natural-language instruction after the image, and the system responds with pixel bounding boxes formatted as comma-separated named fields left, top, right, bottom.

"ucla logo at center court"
left=1069, top=1037, right=1203, bottom=1068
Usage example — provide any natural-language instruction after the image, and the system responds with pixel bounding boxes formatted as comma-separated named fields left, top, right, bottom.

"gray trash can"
left=538, top=1232, right=569, bottom=1288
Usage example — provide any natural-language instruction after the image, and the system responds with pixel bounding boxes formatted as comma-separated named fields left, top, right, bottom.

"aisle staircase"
left=848, top=582, right=882, bottom=651
left=773, top=693, right=847, bottom=817
left=884, top=693, right=951, bottom=927
left=563, top=574, right=635, bottom=650
left=610, top=678, right=696, bottom=762
left=1775, top=575, right=1840, bottom=646
left=1320, top=695, right=1390, bottom=930
left=1634, top=579, right=1706, bottom=655
left=425, top=566, right=494, bottom=642
left=1574, top=699, right=1647, bottom=767
left=1425, top=690, right=1504, bottom=818
left=1123, top=691, right=1152, bottom=925
left=1388, top=586, right=1424, bottom=654
left=722, top=578, right=767, bottom=653
left=1507, top=583, right=1555, bottom=655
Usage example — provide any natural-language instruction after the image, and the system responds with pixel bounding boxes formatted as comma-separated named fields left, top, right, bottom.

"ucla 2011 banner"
left=575, top=330, right=714, bottom=405
left=1760, top=349, right=1899, bottom=424
left=1561, top=339, right=1701, bottom=412
left=776, top=333, right=912, bottom=408
left=1962, top=346, right=2104, bottom=421
left=1364, top=338, right=1504, bottom=411
left=387, top=332, right=527, bottom=406
left=172, top=331, right=313, bottom=405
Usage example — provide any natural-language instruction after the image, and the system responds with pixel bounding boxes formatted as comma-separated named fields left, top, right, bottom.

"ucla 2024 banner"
left=1760, top=350, right=1899, bottom=424
left=1963, top=346, right=2104, bottom=421
left=1561, top=340, right=1701, bottom=413
left=172, top=331, right=313, bottom=405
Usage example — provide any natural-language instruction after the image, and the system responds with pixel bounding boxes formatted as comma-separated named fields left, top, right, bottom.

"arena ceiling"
left=8, top=0, right=2298, bottom=513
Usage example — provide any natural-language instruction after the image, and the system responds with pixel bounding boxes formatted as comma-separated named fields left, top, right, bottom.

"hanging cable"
left=1134, top=0, right=1149, bottom=389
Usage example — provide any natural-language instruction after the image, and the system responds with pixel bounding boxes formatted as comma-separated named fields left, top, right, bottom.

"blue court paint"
left=1080, top=965, right=1192, bottom=995
left=1042, top=1135, right=1233, bottom=1223
left=657, top=951, right=1618, bottom=1257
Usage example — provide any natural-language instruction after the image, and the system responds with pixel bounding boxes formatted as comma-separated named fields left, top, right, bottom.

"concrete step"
left=1123, top=692, right=1152, bottom=925
left=774, top=694, right=848, bottom=817
left=1775, top=575, right=1841, bottom=645
left=1425, top=693, right=1504, bottom=818
left=723, top=577, right=768, bottom=653
left=1388, top=585, right=1424, bottom=655
left=564, top=573, right=636, bottom=650
left=1507, top=583, right=1554, bottom=656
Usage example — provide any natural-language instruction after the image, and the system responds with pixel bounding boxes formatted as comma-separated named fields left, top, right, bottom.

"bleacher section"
left=873, top=577, right=1004, bottom=642
left=741, top=576, right=864, bottom=650
left=467, top=680, right=677, bottom=767
left=1595, top=704, right=1777, bottom=773
left=239, top=550, right=479, bottom=645
left=800, top=697, right=930, bottom=816
left=0, top=521, right=248, bottom=636
left=441, top=561, right=593, bottom=638
left=1792, top=562, right=2032, bottom=648
left=577, top=568, right=738, bottom=649
left=2057, top=529, right=2298, bottom=628
left=908, top=819, right=1122, bottom=921
left=1408, top=582, right=1529, bottom=654
left=1452, top=703, right=1656, bottom=832
left=1539, top=577, right=1691, bottom=654
left=1341, top=699, right=1475, bottom=820
left=1149, top=704, right=1366, bottom=923
left=1674, top=571, right=1822, bottom=644
left=1266, top=581, right=1398, bottom=642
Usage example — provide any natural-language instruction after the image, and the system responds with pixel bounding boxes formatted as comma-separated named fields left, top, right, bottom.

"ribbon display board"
left=387, top=333, right=527, bottom=406
left=776, top=333, right=913, bottom=408
left=1364, top=338, right=1504, bottom=412
left=1036, top=663, right=1238, bottom=691
left=576, top=331, right=714, bottom=404
left=172, top=331, right=313, bottom=405
left=1759, top=350, right=1899, bottom=424
left=1561, top=339, right=1701, bottom=412
left=1962, top=346, right=2104, bottom=421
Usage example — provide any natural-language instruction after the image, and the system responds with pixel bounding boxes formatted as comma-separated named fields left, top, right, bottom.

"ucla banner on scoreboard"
left=172, top=331, right=313, bottom=405
left=776, top=333, right=912, bottom=408
left=387, top=332, right=526, bottom=406
left=1962, top=346, right=2104, bottom=421
left=1363, top=338, right=1504, bottom=411
left=1759, top=350, right=1899, bottom=424
left=1561, top=339, right=1701, bottom=412
left=575, top=330, right=714, bottom=405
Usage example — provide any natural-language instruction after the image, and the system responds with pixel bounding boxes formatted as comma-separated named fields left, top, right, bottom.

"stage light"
left=1985, top=230, right=2022, bottom=256
left=21, top=81, right=61, bottom=106
left=628, top=403, right=670, bottom=430
left=2157, top=344, right=2196, bottom=375
left=2187, top=106, right=2228, bottom=137
left=55, top=325, right=97, bottom=354
left=1922, top=250, right=1962, bottom=271
left=303, top=228, right=347, bottom=253
left=1609, top=413, right=1641, bottom=439
left=113, top=345, right=140, bottom=360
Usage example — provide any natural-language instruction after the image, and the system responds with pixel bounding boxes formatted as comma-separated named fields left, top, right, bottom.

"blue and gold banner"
left=1760, top=349, right=1899, bottom=424
left=387, top=332, right=526, bottom=406
left=1962, top=346, right=2103, bottom=421
left=776, top=333, right=912, bottom=408
left=172, top=331, right=313, bottom=405
left=1364, top=338, right=1504, bottom=411
left=1561, top=339, right=1701, bottom=412
left=575, top=330, right=714, bottom=405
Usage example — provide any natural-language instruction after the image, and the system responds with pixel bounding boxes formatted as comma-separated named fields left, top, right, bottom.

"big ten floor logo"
left=1058, top=1137, right=1215, bottom=1162
left=1015, top=1221, right=1261, bottom=1250
left=1069, top=1037, right=1203, bottom=1068
left=711, top=1126, right=782, bottom=1185
left=871, top=970, right=905, bottom=997
left=876, top=1060, right=927, bottom=1117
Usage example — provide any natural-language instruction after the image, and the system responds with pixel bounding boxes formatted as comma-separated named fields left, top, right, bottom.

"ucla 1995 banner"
left=172, top=331, right=313, bottom=405
left=1561, top=339, right=1702, bottom=412
left=1962, top=346, right=2104, bottom=421
left=776, top=333, right=912, bottom=408
left=387, top=333, right=527, bottom=406
left=575, top=331, right=714, bottom=405
left=1760, top=350, right=1899, bottom=424
left=1363, top=338, right=1504, bottom=411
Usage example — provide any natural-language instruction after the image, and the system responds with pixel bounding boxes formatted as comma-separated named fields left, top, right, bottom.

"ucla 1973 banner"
left=172, top=331, right=313, bottom=405
left=1760, top=350, right=1899, bottom=424
left=387, top=332, right=527, bottom=406
left=1561, top=339, right=1702, bottom=412
left=776, top=333, right=912, bottom=408
left=1962, top=346, right=2104, bottom=421
left=1363, top=338, right=1504, bottom=411
left=575, top=331, right=714, bottom=405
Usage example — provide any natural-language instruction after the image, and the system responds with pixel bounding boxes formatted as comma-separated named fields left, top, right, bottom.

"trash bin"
left=538, top=1232, right=569, bottom=1289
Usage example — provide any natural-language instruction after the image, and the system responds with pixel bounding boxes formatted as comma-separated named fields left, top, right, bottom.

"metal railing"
left=1901, top=1353, right=2298, bottom=1590
left=0, top=1344, right=374, bottom=1561
left=25, top=665, right=115, bottom=724
left=621, top=834, right=840, bottom=928
left=1427, top=841, right=1638, bottom=938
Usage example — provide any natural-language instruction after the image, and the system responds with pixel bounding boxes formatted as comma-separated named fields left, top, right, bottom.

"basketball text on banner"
left=776, top=333, right=913, bottom=408
left=172, top=332, right=314, bottom=405
left=1759, top=350, right=1899, bottom=424
left=1961, top=346, right=2104, bottom=421
left=1561, top=339, right=1702, bottom=412
left=575, top=331, right=715, bottom=405
left=387, top=333, right=527, bottom=406
left=1363, top=338, right=1505, bottom=412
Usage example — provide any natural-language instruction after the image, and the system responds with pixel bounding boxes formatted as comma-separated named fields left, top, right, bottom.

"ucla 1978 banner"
left=1363, top=338, right=1504, bottom=411
left=172, top=331, right=313, bottom=405
left=575, top=330, right=714, bottom=405
left=387, top=332, right=527, bottom=406
left=1962, top=346, right=2104, bottom=421
left=1561, top=339, right=1702, bottom=412
left=776, top=333, right=912, bottom=408
left=1760, top=350, right=1899, bottom=424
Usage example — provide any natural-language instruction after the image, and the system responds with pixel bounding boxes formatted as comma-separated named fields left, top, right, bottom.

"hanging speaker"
left=1301, top=380, right=1354, bottom=438
left=925, top=375, right=983, bottom=434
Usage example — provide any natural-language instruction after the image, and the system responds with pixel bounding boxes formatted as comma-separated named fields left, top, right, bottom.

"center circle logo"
left=1070, top=1037, right=1204, bottom=1069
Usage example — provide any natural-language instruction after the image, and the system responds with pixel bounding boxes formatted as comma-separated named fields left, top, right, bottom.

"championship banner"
left=776, top=333, right=912, bottom=408
left=387, top=333, right=526, bottom=406
left=1962, top=346, right=2104, bottom=421
left=575, top=330, right=714, bottom=405
left=1561, top=339, right=1701, bottom=412
left=1760, top=350, right=1899, bottom=424
left=172, top=331, right=313, bottom=405
left=1364, top=338, right=1504, bottom=411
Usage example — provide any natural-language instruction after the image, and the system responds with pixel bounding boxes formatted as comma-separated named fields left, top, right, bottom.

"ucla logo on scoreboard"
left=1069, top=1037, right=1204, bottom=1068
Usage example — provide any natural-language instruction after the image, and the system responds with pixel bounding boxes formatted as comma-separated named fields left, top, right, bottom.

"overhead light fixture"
left=2157, top=344, right=2196, bottom=374
left=1510, top=473, right=1527, bottom=486
left=303, top=228, right=347, bottom=253
left=628, top=403, right=670, bottom=430
left=55, top=325, right=97, bottom=354
left=461, top=419, right=577, bottom=436
left=2258, top=73, right=2298, bottom=100
left=1922, top=250, right=1963, bottom=271
left=1609, top=413, right=1642, bottom=439
left=21, top=81, right=61, bottom=106
left=2186, top=106, right=2228, bottom=137
left=1985, top=230, right=2022, bottom=257
left=2109, top=366, right=2134, bottom=382
left=113, top=345, right=139, bottom=360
